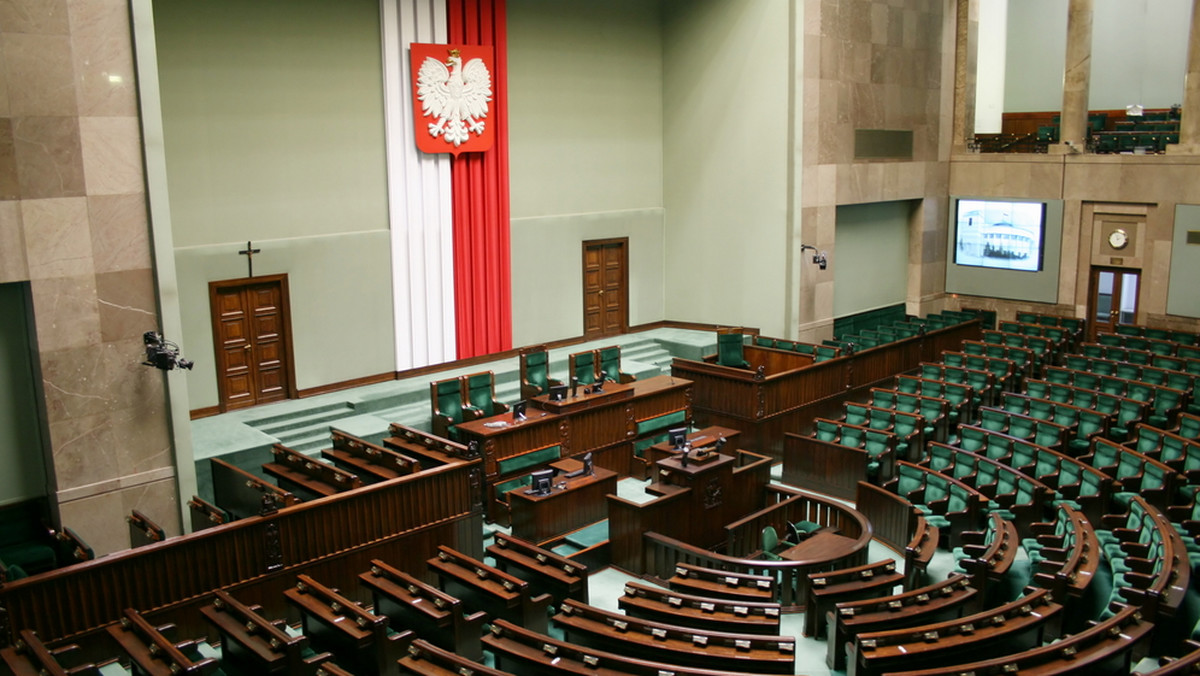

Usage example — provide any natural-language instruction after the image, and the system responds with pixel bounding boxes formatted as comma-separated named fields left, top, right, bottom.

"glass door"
left=1088, top=267, right=1140, bottom=340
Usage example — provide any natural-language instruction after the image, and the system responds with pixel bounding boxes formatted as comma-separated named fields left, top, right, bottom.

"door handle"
left=598, top=289, right=605, bottom=295
left=244, top=344, right=252, bottom=350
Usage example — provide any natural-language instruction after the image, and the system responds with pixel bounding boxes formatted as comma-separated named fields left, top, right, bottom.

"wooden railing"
left=636, top=486, right=871, bottom=608
left=0, top=457, right=484, bottom=657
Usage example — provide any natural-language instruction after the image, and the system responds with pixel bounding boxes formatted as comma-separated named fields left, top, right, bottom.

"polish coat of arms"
left=410, top=44, right=495, bottom=155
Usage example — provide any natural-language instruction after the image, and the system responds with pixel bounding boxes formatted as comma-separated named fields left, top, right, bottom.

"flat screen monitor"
left=953, top=199, right=1046, bottom=272
left=548, top=384, right=568, bottom=401
left=525, top=468, right=555, bottom=496
left=565, top=451, right=594, bottom=478
left=511, top=400, right=527, bottom=421
left=668, top=427, right=688, bottom=450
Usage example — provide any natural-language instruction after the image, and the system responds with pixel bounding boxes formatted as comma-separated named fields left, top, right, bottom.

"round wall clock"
left=1108, top=228, right=1129, bottom=250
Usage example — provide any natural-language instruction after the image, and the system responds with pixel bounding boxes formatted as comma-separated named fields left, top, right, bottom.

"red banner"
left=410, top=43, right=495, bottom=156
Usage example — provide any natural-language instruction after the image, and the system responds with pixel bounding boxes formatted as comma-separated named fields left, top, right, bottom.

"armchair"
left=716, top=332, right=750, bottom=368
left=430, top=377, right=468, bottom=440
left=519, top=346, right=562, bottom=399
left=464, top=371, right=509, bottom=419
left=569, top=349, right=598, bottom=386
left=597, top=345, right=635, bottom=384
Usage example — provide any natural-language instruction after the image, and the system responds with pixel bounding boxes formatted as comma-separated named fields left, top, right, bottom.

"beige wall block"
left=95, top=268, right=156, bottom=343
left=88, top=193, right=150, bottom=273
left=12, top=115, right=85, bottom=198
left=0, top=0, right=71, bottom=35
left=3, top=33, right=76, bottom=116
left=67, top=0, right=138, bottom=117
left=21, top=195, right=92, bottom=279
left=0, top=200, right=28, bottom=281
left=79, top=115, right=143, bottom=195
left=0, top=118, right=17, bottom=199
left=49, top=409, right=121, bottom=490
left=28, top=273, right=100, bottom=352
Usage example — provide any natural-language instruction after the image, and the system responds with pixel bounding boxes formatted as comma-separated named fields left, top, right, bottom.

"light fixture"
left=800, top=244, right=828, bottom=270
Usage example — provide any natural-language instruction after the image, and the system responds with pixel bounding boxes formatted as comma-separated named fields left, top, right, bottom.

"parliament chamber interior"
left=10, top=0, right=1200, bottom=674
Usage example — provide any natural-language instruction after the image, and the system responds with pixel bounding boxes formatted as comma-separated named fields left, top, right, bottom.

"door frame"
left=581, top=237, right=630, bottom=339
left=208, top=274, right=298, bottom=413
left=1086, top=266, right=1141, bottom=342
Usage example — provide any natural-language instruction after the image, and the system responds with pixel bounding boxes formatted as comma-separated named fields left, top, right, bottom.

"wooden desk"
left=531, top=382, right=633, bottom=413
left=779, top=530, right=858, bottom=562
left=643, top=425, right=741, bottom=469
left=457, top=374, right=692, bottom=479
left=507, top=465, right=617, bottom=543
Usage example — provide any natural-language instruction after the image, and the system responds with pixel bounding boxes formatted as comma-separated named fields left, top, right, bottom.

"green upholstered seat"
left=844, top=403, right=870, bottom=427
left=716, top=333, right=750, bottom=369
left=598, top=345, right=632, bottom=383
left=571, top=350, right=598, bottom=385
left=431, top=377, right=467, bottom=440
left=564, top=520, right=609, bottom=549
left=520, top=347, right=562, bottom=398
left=814, top=420, right=840, bottom=443
left=761, top=526, right=782, bottom=561
left=637, top=409, right=688, bottom=437
left=465, top=371, right=508, bottom=418
left=496, top=445, right=562, bottom=476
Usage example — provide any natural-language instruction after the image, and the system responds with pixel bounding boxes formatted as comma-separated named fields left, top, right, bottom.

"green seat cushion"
left=637, top=410, right=688, bottom=436
left=0, top=543, right=57, bottom=573
left=564, top=520, right=609, bottom=549
left=496, top=445, right=562, bottom=476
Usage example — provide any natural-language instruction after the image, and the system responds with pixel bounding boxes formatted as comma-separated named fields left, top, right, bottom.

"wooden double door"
left=210, top=275, right=296, bottom=412
left=583, top=239, right=629, bottom=339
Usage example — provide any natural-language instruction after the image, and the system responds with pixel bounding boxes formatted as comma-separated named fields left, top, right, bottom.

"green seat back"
left=598, top=346, right=622, bottom=381
left=496, top=445, right=562, bottom=476
left=524, top=350, right=552, bottom=393
left=717, top=333, right=749, bottom=368
left=815, top=420, right=839, bottom=442
left=573, top=350, right=597, bottom=384
left=840, top=426, right=865, bottom=449
left=844, top=404, right=870, bottom=427
left=637, top=409, right=688, bottom=436
left=467, top=372, right=499, bottom=416
left=435, top=379, right=466, bottom=425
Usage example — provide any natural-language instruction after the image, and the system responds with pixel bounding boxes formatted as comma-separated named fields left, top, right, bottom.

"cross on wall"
left=238, top=241, right=261, bottom=278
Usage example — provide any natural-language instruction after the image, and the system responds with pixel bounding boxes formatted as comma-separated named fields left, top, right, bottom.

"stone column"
left=1169, top=0, right=1200, bottom=153
left=951, top=0, right=979, bottom=153
left=1053, top=0, right=1093, bottom=154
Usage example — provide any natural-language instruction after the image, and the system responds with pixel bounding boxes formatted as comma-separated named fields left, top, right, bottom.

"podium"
left=653, top=451, right=736, bottom=550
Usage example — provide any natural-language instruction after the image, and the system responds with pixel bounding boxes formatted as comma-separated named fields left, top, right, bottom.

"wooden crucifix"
left=238, top=241, right=261, bottom=278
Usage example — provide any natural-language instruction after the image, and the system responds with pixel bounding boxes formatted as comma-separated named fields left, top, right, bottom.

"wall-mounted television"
left=953, top=199, right=1046, bottom=272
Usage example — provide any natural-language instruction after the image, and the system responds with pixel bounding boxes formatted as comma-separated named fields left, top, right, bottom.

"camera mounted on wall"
left=800, top=244, right=828, bottom=270
left=143, top=332, right=194, bottom=371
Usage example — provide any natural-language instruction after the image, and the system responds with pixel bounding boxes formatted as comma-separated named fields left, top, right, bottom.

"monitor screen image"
left=953, top=199, right=1046, bottom=272
left=525, top=468, right=556, bottom=496
left=511, top=400, right=527, bottom=421
left=548, top=384, right=568, bottom=401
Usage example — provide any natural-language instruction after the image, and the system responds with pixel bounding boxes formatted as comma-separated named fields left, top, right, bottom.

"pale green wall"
left=154, top=0, right=388, bottom=246
left=0, top=284, right=48, bottom=506
left=661, top=0, right=791, bottom=337
left=154, top=0, right=395, bottom=409
left=833, top=202, right=912, bottom=318
left=1002, top=0, right=1190, bottom=113
left=1168, top=205, right=1200, bottom=318
left=508, top=0, right=666, bottom=346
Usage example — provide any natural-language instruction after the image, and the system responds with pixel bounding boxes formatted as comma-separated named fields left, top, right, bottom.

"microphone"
left=571, top=377, right=579, bottom=398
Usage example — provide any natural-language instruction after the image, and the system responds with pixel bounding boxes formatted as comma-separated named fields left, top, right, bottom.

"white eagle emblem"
left=416, top=49, right=492, bottom=147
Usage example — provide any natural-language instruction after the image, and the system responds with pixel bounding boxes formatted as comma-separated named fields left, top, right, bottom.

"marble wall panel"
left=67, top=0, right=138, bottom=117
left=0, top=0, right=71, bottom=35
left=48, top=409, right=121, bottom=490
left=88, top=193, right=150, bottom=273
left=120, top=476, right=180, bottom=538
left=95, top=267, right=156, bottom=342
left=79, top=115, right=143, bottom=195
left=12, top=115, right=85, bottom=198
left=56, top=487, right=124, bottom=555
left=21, top=195, right=92, bottom=279
left=0, top=118, right=17, bottom=199
left=0, top=201, right=27, bottom=282
left=28, top=273, right=100, bottom=352
left=3, top=33, right=75, bottom=116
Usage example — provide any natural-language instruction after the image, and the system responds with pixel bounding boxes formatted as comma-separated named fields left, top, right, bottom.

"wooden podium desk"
left=643, top=425, right=741, bottom=473
left=507, top=464, right=618, bottom=544
left=457, top=375, right=693, bottom=479
left=779, top=530, right=857, bottom=563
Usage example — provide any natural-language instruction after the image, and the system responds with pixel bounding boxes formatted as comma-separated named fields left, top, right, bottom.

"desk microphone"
left=571, top=377, right=579, bottom=398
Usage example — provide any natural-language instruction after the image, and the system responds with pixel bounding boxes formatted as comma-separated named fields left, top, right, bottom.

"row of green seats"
left=1115, top=323, right=1200, bottom=347
left=1097, top=332, right=1182, bottom=357
left=997, top=391, right=1109, bottom=455
left=1082, top=438, right=1177, bottom=510
left=751, top=335, right=839, bottom=362
left=976, top=406, right=1070, bottom=453
left=841, top=402, right=923, bottom=459
left=1129, top=424, right=1200, bottom=478
left=812, top=417, right=896, bottom=480
left=1024, top=378, right=1147, bottom=443
left=868, top=387, right=949, bottom=444
left=924, top=442, right=1050, bottom=528
left=941, top=350, right=1018, bottom=393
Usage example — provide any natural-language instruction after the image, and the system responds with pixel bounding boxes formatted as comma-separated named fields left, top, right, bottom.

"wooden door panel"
left=211, top=275, right=295, bottom=412
left=582, top=239, right=628, bottom=339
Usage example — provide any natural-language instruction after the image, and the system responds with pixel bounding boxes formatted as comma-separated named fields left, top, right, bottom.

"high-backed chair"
left=570, top=349, right=598, bottom=385
left=717, top=332, right=750, bottom=368
left=431, top=377, right=468, bottom=440
left=464, top=371, right=509, bottom=418
left=519, top=345, right=562, bottom=399
left=597, top=345, right=635, bottom=384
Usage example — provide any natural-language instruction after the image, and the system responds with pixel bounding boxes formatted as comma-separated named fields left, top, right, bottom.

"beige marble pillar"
left=1169, top=0, right=1200, bottom=153
left=1053, top=0, right=1093, bottom=154
left=951, top=0, right=978, bottom=153
left=0, top=0, right=180, bottom=555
